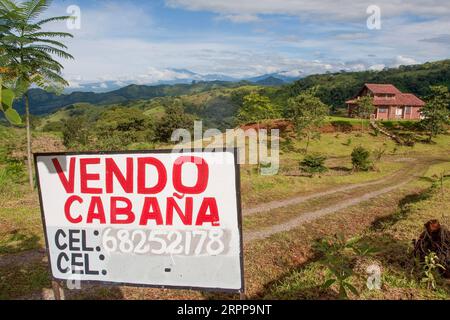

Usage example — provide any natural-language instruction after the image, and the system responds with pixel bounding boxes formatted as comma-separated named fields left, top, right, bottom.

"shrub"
left=0, top=161, right=24, bottom=194
left=280, top=138, right=296, bottom=152
left=371, top=126, right=380, bottom=137
left=399, top=121, right=420, bottom=131
left=380, top=121, right=395, bottom=130
left=351, top=146, right=373, bottom=171
left=62, top=116, right=91, bottom=148
left=300, top=153, right=328, bottom=174
left=42, top=121, right=64, bottom=132
left=331, top=120, right=353, bottom=133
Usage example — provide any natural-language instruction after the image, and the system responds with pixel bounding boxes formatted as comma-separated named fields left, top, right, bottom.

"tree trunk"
left=257, top=122, right=261, bottom=171
left=25, top=94, right=34, bottom=191
left=428, top=128, right=433, bottom=143
left=305, top=133, right=311, bottom=155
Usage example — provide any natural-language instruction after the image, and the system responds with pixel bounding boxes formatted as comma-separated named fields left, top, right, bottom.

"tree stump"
left=413, top=220, right=450, bottom=278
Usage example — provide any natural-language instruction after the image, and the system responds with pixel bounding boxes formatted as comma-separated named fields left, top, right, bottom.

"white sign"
left=35, top=150, right=244, bottom=292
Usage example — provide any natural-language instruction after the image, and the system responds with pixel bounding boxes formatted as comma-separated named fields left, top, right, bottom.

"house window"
left=378, top=107, right=388, bottom=113
left=405, top=106, right=412, bottom=114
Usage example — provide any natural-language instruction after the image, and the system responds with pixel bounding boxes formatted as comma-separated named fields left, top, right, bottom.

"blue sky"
left=45, top=0, right=450, bottom=89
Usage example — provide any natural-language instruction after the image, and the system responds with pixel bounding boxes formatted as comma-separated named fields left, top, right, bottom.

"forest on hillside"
left=9, top=59, right=450, bottom=121
left=286, top=59, right=450, bottom=111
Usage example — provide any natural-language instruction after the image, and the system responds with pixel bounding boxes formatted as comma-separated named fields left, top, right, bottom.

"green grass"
left=0, top=262, right=51, bottom=300
left=241, top=160, right=403, bottom=207
left=423, top=161, right=450, bottom=178
left=0, top=205, right=44, bottom=254
left=143, top=105, right=165, bottom=119
left=325, top=116, right=369, bottom=125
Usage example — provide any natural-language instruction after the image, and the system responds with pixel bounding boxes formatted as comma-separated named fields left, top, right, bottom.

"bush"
left=280, top=138, right=296, bottom=152
left=0, top=161, right=25, bottom=194
left=156, top=104, right=196, bottom=142
left=331, top=120, right=353, bottom=133
left=300, top=153, right=328, bottom=174
left=95, top=107, right=154, bottom=150
left=351, top=146, right=373, bottom=171
left=62, top=116, right=91, bottom=148
left=42, top=121, right=64, bottom=132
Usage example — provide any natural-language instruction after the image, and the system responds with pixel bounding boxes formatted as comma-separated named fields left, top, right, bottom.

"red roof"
left=346, top=84, right=425, bottom=107
left=365, top=83, right=402, bottom=95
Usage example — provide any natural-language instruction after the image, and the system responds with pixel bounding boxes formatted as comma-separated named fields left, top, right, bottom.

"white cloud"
left=369, top=64, right=386, bottom=71
left=217, top=14, right=260, bottom=23
left=393, top=55, right=418, bottom=67
left=114, top=80, right=127, bottom=87
left=166, top=0, right=450, bottom=21
left=334, top=32, right=370, bottom=41
left=135, top=67, right=194, bottom=84
left=278, top=69, right=303, bottom=77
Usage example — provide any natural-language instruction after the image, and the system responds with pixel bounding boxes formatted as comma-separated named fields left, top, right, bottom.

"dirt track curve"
left=244, top=156, right=447, bottom=242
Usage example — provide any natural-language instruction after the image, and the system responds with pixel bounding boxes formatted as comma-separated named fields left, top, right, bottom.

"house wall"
left=375, top=106, right=423, bottom=120
left=376, top=106, right=389, bottom=120
left=410, top=107, right=423, bottom=120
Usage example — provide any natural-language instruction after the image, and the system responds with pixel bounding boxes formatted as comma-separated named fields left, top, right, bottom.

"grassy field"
left=0, top=120, right=449, bottom=300
left=263, top=177, right=450, bottom=300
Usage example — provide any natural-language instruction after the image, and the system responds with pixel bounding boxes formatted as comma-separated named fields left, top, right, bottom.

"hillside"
left=286, top=59, right=450, bottom=110
left=35, top=85, right=260, bottom=132
left=12, top=81, right=243, bottom=115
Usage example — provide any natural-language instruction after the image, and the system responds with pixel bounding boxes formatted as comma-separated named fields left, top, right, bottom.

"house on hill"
left=346, top=84, right=425, bottom=120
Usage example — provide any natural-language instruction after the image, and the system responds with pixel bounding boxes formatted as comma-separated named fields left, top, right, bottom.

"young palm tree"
left=0, top=0, right=74, bottom=190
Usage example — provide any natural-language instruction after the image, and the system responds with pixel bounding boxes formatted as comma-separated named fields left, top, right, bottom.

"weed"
left=342, top=138, right=352, bottom=146
left=420, top=251, right=445, bottom=290
left=313, top=234, right=377, bottom=299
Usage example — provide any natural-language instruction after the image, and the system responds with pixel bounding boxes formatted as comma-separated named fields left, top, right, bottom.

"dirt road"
left=244, top=157, right=444, bottom=242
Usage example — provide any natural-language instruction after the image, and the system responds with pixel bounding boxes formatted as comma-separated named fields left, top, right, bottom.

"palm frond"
left=32, top=68, right=68, bottom=91
left=36, top=15, right=72, bottom=26
left=27, top=31, right=73, bottom=38
left=28, top=37, right=68, bottom=49
left=0, top=0, right=19, bottom=12
left=27, top=44, right=74, bottom=59
left=21, top=0, right=51, bottom=22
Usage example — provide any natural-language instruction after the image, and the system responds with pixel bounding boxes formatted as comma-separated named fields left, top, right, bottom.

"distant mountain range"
left=65, top=70, right=301, bottom=93
left=14, top=81, right=245, bottom=115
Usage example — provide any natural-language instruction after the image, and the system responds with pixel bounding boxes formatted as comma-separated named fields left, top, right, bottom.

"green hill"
left=13, top=81, right=243, bottom=116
